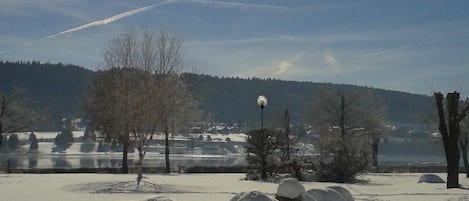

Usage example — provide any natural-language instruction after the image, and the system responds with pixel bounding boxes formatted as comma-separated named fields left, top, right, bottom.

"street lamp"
left=257, top=95, right=268, bottom=130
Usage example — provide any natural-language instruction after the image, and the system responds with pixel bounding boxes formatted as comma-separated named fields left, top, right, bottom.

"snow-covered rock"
left=231, top=191, right=275, bottom=201
left=327, top=186, right=354, bottom=201
left=306, top=188, right=346, bottom=201
left=147, top=196, right=175, bottom=201
left=276, top=178, right=305, bottom=200
left=418, top=174, right=445, bottom=183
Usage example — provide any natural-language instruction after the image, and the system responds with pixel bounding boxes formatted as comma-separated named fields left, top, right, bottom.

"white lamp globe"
left=257, top=95, right=268, bottom=108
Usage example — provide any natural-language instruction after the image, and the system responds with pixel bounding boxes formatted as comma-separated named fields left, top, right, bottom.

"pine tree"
left=8, top=134, right=20, bottom=151
left=29, top=132, right=39, bottom=151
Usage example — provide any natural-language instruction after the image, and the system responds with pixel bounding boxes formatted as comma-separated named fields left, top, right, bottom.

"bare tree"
left=361, top=92, right=386, bottom=172
left=87, top=29, right=157, bottom=184
left=434, top=92, right=469, bottom=188
left=150, top=29, right=200, bottom=173
left=86, top=28, right=197, bottom=185
left=86, top=68, right=132, bottom=173
left=310, top=90, right=371, bottom=182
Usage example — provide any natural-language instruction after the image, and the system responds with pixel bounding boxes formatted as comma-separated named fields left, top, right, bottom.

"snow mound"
left=418, top=174, right=445, bottom=183
left=230, top=191, right=275, bottom=201
left=306, top=188, right=346, bottom=201
left=147, top=196, right=176, bottom=201
left=327, top=186, right=354, bottom=201
left=276, top=178, right=305, bottom=199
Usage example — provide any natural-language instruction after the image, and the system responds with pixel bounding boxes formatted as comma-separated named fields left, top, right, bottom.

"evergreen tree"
left=61, top=118, right=74, bottom=144
left=8, top=134, right=20, bottom=151
left=110, top=139, right=118, bottom=152
left=29, top=132, right=39, bottom=151
left=97, top=140, right=105, bottom=152
left=83, top=126, right=96, bottom=141
left=54, top=133, right=67, bottom=152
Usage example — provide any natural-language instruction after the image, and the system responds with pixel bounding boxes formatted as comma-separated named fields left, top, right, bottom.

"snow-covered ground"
left=1, top=173, right=469, bottom=201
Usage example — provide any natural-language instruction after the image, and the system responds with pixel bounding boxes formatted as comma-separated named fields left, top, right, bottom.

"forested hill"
left=0, top=61, right=94, bottom=129
left=0, top=61, right=433, bottom=130
left=182, top=73, right=434, bottom=126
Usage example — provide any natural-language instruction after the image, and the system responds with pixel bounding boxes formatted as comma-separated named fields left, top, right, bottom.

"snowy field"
left=1, top=173, right=469, bottom=201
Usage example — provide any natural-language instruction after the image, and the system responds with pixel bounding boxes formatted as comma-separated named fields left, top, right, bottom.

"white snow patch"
left=1, top=173, right=469, bottom=201
left=418, top=174, right=445, bottom=183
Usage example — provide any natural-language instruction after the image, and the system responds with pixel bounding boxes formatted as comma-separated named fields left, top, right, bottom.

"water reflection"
left=79, top=157, right=94, bottom=168
left=7, top=157, right=22, bottom=169
left=52, top=156, right=72, bottom=168
left=29, top=155, right=38, bottom=168
left=0, top=154, right=245, bottom=169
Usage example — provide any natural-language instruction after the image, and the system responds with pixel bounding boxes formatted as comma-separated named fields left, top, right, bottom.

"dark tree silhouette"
left=434, top=92, right=469, bottom=188
left=29, top=132, right=39, bottom=151
left=246, top=128, right=281, bottom=180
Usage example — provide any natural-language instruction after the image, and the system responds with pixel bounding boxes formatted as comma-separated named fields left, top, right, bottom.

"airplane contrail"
left=38, top=0, right=291, bottom=40
left=188, top=0, right=292, bottom=10
left=44, top=1, right=174, bottom=39
left=0, top=0, right=288, bottom=57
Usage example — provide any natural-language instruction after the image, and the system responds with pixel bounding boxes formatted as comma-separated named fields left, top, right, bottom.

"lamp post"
left=257, top=95, right=268, bottom=130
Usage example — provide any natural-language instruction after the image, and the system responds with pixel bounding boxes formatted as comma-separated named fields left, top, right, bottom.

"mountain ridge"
left=0, top=61, right=433, bottom=130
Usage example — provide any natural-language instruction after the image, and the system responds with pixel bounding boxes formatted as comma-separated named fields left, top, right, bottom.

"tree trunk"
left=285, top=110, right=290, bottom=161
left=372, top=137, right=379, bottom=172
left=136, top=147, right=144, bottom=187
left=260, top=157, right=267, bottom=181
left=447, top=93, right=461, bottom=188
left=435, top=92, right=461, bottom=189
left=165, top=127, right=170, bottom=173
left=0, top=95, right=5, bottom=146
left=122, top=141, right=128, bottom=173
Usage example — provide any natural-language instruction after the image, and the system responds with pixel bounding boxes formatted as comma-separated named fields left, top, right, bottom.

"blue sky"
left=1, top=0, right=468, bottom=96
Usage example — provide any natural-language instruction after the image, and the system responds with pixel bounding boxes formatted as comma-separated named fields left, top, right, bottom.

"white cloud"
left=324, top=52, right=340, bottom=73
left=272, top=61, right=290, bottom=75
left=272, top=53, right=303, bottom=75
